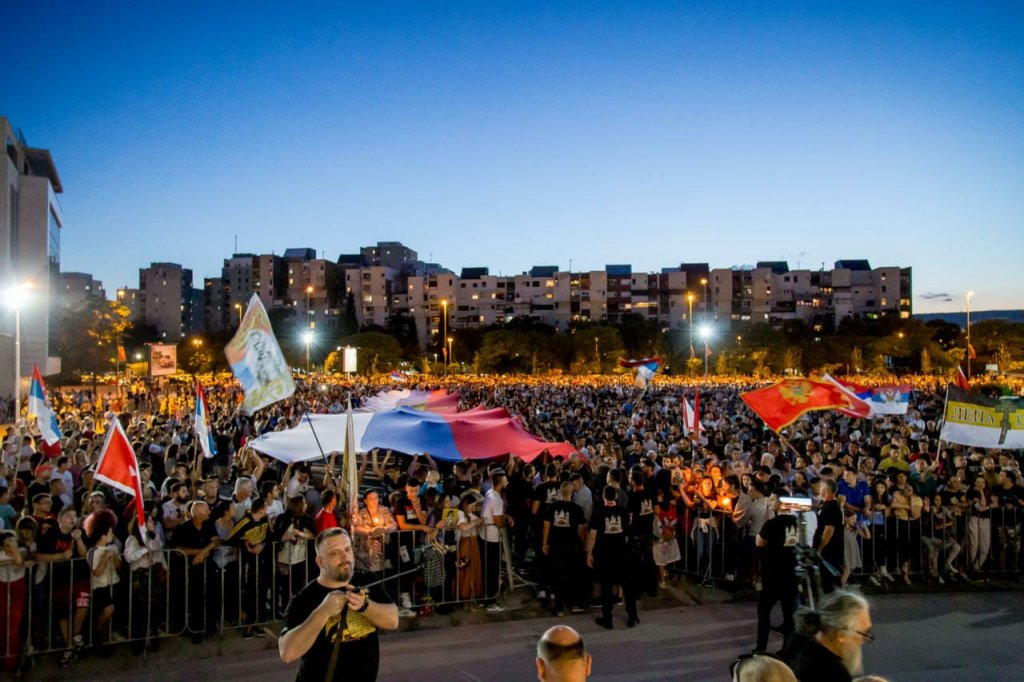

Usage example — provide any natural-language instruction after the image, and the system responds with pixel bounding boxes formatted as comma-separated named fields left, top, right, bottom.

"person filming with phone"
left=278, top=528, right=398, bottom=682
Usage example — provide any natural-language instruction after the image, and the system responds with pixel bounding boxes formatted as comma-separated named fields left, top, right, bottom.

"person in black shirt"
left=172, top=500, right=221, bottom=640
left=627, top=469, right=658, bottom=597
left=542, top=482, right=586, bottom=616
left=755, top=493, right=799, bottom=653
left=278, top=528, right=398, bottom=682
left=226, top=497, right=271, bottom=637
left=587, top=486, right=637, bottom=629
left=813, top=479, right=844, bottom=593
left=784, top=590, right=873, bottom=682
left=533, top=464, right=562, bottom=601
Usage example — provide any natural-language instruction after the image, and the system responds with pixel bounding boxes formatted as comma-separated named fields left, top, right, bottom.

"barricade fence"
left=2, top=511, right=1019, bottom=667
left=667, top=506, right=1024, bottom=585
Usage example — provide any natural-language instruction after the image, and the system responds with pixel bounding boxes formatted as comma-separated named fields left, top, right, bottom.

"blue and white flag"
left=28, top=366, right=62, bottom=446
left=194, top=382, right=217, bottom=459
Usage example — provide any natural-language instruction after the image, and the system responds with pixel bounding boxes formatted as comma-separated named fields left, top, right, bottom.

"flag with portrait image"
left=225, top=294, right=296, bottom=413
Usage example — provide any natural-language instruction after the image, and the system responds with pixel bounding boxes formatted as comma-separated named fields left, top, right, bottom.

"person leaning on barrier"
left=536, top=625, right=591, bottom=682
left=278, top=528, right=399, bottom=682
left=783, top=590, right=873, bottom=682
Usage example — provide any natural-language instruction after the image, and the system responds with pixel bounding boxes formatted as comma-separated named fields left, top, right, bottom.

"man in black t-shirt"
left=627, top=469, right=658, bottom=597
left=532, top=464, right=562, bottom=600
left=813, top=479, right=844, bottom=593
left=755, top=494, right=799, bottom=653
left=542, top=481, right=586, bottom=616
left=279, top=528, right=398, bottom=682
left=587, top=486, right=637, bottom=629
left=172, top=500, right=221, bottom=639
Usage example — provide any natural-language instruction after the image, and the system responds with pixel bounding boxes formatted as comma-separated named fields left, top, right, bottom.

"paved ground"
left=24, top=590, right=1024, bottom=681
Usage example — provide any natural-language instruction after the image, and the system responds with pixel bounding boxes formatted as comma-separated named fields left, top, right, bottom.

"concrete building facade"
left=1, top=116, right=64, bottom=397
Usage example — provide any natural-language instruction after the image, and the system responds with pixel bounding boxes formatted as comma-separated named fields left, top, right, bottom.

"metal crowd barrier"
left=663, top=505, right=1023, bottom=585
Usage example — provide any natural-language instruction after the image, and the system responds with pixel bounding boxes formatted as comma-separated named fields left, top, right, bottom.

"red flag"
left=692, top=387, right=700, bottom=440
left=955, top=366, right=970, bottom=390
left=704, top=341, right=712, bottom=358
left=94, top=417, right=146, bottom=532
left=822, top=373, right=872, bottom=418
left=968, top=344, right=977, bottom=360
left=741, top=379, right=860, bottom=432
left=117, top=345, right=127, bottom=363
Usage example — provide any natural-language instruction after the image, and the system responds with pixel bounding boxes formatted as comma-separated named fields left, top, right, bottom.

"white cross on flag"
left=94, top=416, right=147, bottom=531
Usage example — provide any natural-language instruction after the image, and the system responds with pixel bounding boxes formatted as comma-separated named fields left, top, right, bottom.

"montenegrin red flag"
left=94, top=416, right=146, bottom=532
left=741, top=378, right=863, bottom=432
left=968, top=343, right=977, bottom=360
left=955, top=366, right=970, bottom=391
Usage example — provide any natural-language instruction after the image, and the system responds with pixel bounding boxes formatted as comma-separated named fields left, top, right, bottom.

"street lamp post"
left=303, top=330, right=314, bottom=373
left=701, top=278, right=708, bottom=321
left=306, top=286, right=314, bottom=330
left=441, top=299, right=449, bottom=376
left=6, top=283, right=31, bottom=421
left=686, top=293, right=695, bottom=357
left=234, top=303, right=242, bottom=328
left=447, top=337, right=454, bottom=374
left=966, top=290, right=974, bottom=379
left=699, top=326, right=712, bottom=378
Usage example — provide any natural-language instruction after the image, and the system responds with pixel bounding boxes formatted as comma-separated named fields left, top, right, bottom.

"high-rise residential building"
left=58, top=272, right=105, bottom=308
left=1, top=116, right=64, bottom=395
left=136, top=263, right=197, bottom=341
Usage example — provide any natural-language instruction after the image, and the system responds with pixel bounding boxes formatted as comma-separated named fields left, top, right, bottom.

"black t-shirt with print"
left=282, top=579, right=391, bottom=682
left=533, top=481, right=561, bottom=516
left=589, top=503, right=628, bottom=557
left=392, top=495, right=421, bottom=548
left=627, top=487, right=656, bottom=540
left=544, top=500, right=585, bottom=550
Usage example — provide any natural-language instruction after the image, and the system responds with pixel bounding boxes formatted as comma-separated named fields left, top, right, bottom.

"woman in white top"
left=124, top=510, right=168, bottom=643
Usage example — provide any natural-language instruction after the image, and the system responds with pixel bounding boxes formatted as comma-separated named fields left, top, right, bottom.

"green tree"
left=569, top=325, right=624, bottom=374
left=54, top=299, right=133, bottom=379
left=327, top=331, right=402, bottom=375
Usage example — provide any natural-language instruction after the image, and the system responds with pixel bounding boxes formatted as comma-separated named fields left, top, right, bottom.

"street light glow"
left=4, top=281, right=33, bottom=310
left=699, top=325, right=712, bottom=340
left=303, top=331, right=314, bottom=345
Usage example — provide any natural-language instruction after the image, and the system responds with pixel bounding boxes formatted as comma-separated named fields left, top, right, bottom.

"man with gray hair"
left=536, top=625, right=591, bottom=681
left=784, top=590, right=873, bottom=682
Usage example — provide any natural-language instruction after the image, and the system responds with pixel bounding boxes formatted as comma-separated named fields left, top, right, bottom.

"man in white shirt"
left=481, top=470, right=509, bottom=611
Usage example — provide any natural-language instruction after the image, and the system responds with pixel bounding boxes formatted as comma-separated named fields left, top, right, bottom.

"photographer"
left=754, top=492, right=799, bottom=654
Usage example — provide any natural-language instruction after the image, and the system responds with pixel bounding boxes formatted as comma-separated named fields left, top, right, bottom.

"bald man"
left=536, top=625, right=592, bottom=682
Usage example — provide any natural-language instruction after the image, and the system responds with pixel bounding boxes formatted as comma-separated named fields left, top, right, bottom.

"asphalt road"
left=26, top=590, right=1024, bottom=681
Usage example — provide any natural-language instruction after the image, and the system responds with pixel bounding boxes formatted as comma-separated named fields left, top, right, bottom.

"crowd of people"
left=0, top=372, right=1021, bottom=677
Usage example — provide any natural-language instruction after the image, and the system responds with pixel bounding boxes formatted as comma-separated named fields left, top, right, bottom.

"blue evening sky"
left=3, top=1, right=1022, bottom=313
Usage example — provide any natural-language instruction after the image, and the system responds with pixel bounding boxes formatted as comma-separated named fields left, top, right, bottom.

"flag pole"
left=300, top=399, right=340, bottom=493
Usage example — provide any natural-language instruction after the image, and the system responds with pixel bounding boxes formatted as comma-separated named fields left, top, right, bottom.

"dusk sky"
left=3, top=1, right=1022, bottom=314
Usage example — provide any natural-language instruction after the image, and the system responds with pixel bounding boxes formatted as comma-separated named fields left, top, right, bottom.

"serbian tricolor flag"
left=363, top=389, right=460, bottom=414
left=741, top=378, right=864, bottom=432
left=389, top=369, right=407, bottom=382
left=619, top=357, right=662, bottom=388
left=822, top=374, right=873, bottom=418
left=94, top=416, right=146, bottom=532
left=195, top=382, right=217, bottom=459
left=868, top=384, right=911, bottom=415
left=956, top=366, right=970, bottom=390
left=28, top=366, right=62, bottom=447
